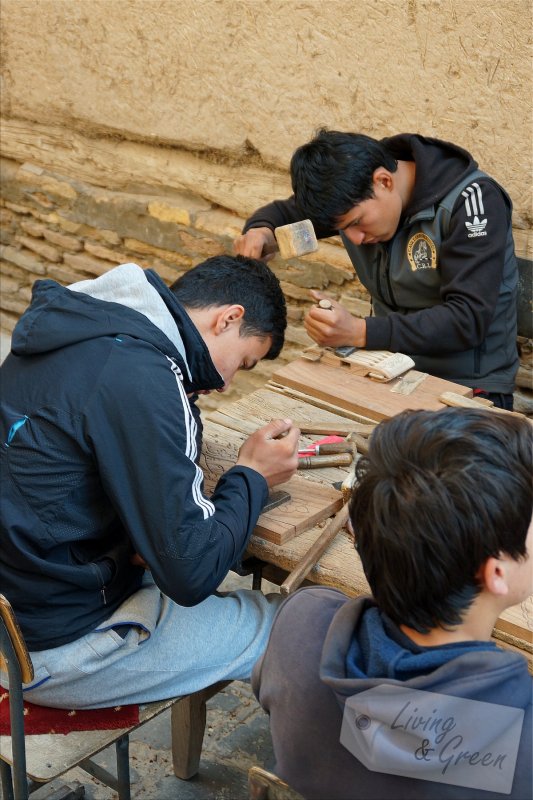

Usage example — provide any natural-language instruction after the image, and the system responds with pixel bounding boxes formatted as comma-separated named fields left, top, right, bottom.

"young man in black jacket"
left=253, top=408, right=532, bottom=800
left=235, top=130, right=519, bottom=409
left=0, top=255, right=299, bottom=708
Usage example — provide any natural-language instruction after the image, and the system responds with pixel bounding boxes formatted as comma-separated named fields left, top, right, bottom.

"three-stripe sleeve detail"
left=166, top=356, right=215, bottom=519
left=461, top=182, right=485, bottom=217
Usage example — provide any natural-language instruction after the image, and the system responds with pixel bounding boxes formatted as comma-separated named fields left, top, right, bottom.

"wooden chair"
left=0, top=593, right=229, bottom=800
left=248, top=766, right=304, bottom=800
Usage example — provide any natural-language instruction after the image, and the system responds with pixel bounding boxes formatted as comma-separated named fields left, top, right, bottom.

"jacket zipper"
left=378, top=242, right=399, bottom=310
left=91, top=562, right=108, bottom=606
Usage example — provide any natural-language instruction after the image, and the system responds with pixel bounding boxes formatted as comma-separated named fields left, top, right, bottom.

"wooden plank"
left=207, top=410, right=260, bottom=436
left=280, top=504, right=351, bottom=595
left=268, top=382, right=377, bottom=424
left=211, top=410, right=374, bottom=439
left=200, top=419, right=343, bottom=545
left=255, top=479, right=342, bottom=544
left=272, top=358, right=473, bottom=421
left=206, top=388, right=362, bottom=486
left=248, top=524, right=370, bottom=596
left=292, top=422, right=376, bottom=437
left=439, top=391, right=532, bottom=421
left=249, top=765, right=304, bottom=800
left=208, top=387, right=375, bottom=436
left=496, top=601, right=533, bottom=648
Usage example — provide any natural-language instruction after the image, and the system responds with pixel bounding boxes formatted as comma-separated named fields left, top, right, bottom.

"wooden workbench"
left=205, top=365, right=533, bottom=672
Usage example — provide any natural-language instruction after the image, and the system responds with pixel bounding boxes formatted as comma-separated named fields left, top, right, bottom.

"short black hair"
left=349, top=408, right=533, bottom=633
left=170, top=254, right=286, bottom=359
left=290, top=128, right=397, bottom=231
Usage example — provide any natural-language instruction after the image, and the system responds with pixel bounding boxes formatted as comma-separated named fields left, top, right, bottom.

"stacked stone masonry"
left=1, top=156, right=531, bottom=413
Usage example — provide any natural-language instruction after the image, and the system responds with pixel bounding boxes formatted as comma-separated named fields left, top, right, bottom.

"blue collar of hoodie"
left=346, top=604, right=498, bottom=682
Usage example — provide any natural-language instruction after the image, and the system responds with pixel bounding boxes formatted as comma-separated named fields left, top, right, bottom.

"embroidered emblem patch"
left=407, top=233, right=437, bottom=271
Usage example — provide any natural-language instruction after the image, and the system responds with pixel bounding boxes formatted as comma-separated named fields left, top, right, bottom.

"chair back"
left=0, top=594, right=34, bottom=684
left=0, top=593, right=34, bottom=799
left=248, top=765, right=304, bottom=800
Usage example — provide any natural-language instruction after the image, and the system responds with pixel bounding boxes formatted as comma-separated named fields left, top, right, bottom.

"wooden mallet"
left=274, top=219, right=319, bottom=259
left=279, top=461, right=357, bottom=596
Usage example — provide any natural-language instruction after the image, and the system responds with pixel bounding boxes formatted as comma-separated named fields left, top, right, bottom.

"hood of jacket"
left=10, top=263, right=224, bottom=393
left=381, top=133, right=478, bottom=218
left=318, top=596, right=530, bottom=787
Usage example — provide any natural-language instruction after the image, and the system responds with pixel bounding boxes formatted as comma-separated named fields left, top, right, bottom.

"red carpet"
left=0, top=689, right=139, bottom=734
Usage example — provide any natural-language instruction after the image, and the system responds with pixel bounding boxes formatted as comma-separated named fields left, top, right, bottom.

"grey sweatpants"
left=15, top=576, right=282, bottom=709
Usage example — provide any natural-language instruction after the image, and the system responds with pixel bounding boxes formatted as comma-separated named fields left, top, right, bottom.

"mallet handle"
left=280, top=503, right=350, bottom=596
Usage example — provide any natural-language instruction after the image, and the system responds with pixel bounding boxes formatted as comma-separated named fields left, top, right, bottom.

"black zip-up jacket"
left=0, top=264, right=268, bottom=650
left=244, top=134, right=518, bottom=393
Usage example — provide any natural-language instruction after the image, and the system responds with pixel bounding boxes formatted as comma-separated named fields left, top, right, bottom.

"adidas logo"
left=465, top=216, right=487, bottom=237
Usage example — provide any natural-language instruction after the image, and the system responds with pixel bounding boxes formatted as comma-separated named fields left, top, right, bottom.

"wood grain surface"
left=201, top=418, right=342, bottom=545
left=272, top=358, right=473, bottom=421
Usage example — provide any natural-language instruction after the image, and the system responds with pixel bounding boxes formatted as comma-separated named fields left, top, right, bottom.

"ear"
left=213, top=304, right=245, bottom=335
left=477, top=556, right=510, bottom=597
left=372, top=168, right=393, bottom=192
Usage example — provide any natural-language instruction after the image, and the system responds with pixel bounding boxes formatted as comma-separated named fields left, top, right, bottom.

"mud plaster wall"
left=1, top=0, right=532, bottom=408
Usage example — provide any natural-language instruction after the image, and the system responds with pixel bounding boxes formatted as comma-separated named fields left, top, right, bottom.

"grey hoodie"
left=252, top=587, right=532, bottom=800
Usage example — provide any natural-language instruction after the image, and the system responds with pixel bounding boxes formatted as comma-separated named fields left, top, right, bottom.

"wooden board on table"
left=272, top=358, right=473, bottom=421
left=494, top=599, right=533, bottom=653
left=200, top=419, right=343, bottom=545
left=208, top=386, right=375, bottom=439
left=254, top=479, right=343, bottom=545
left=207, top=387, right=365, bottom=487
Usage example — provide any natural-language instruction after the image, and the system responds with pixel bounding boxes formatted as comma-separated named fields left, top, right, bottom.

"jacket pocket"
left=90, top=559, right=116, bottom=606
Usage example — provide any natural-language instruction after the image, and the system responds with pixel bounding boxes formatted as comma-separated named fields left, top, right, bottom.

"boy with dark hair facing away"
left=1, top=255, right=299, bottom=708
left=235, top=129, right=519, bottom=409
left=253, top=408, right=532, bottom=799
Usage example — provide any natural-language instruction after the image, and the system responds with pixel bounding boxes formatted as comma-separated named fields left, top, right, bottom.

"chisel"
left=297, top=453, right=353, bottom=470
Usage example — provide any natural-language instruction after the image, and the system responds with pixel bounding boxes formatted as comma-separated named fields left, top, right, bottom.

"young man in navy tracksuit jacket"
left=0, top=255, right=299, bottom=707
